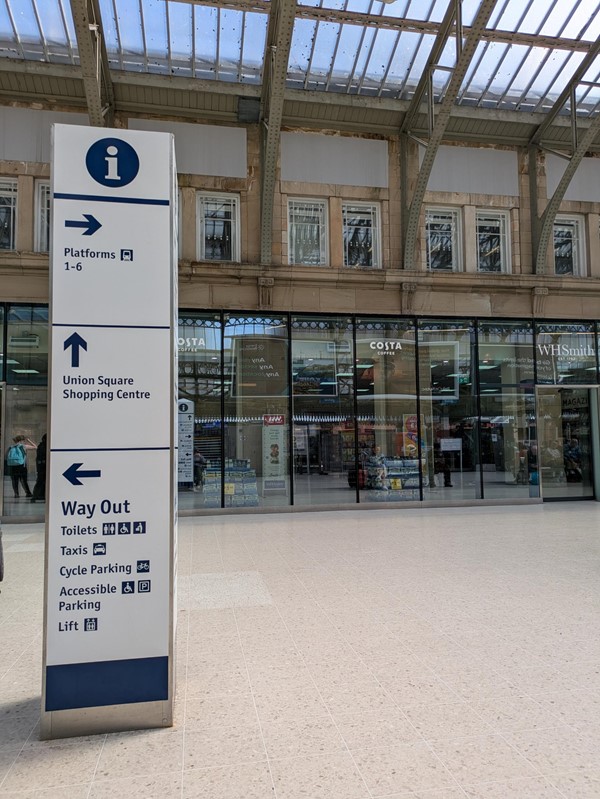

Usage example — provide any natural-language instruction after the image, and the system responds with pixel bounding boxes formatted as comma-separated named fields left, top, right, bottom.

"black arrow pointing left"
left=65, top=214, right=102, bottom=236
left=63, top=463, right=102, bottom=486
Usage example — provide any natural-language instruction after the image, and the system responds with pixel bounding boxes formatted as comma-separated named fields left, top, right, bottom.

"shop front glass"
left=178, top=312, right=223, bottom=511
left=224, top=315, right=290, bottom=509
left=2, top=385, right=47, bottom=518
left=291, top=316, right=354, bottom=507
left=477, top=321, right=538, bottom=499
left=2, top=305, right=48, bottom=518
left=537, top=387, right=594, bottom=500
left=418, top=320, right=479, bottom=499
left=355, top=318, right=420, bottom=503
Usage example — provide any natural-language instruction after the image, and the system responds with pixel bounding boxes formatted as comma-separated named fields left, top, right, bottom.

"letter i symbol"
left=105, top=145, right=120, bottom=181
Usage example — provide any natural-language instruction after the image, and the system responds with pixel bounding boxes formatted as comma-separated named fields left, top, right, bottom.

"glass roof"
left=1, top=0, right=599, bottom=117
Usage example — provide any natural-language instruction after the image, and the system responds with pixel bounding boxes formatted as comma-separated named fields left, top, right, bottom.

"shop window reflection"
left=355, top=319, right=419, bottom=502
left=224, top=315, right=289, bottom=509
left=177, top=313, right=223, bottom=512
left=292, top=316, right=354, bottom=506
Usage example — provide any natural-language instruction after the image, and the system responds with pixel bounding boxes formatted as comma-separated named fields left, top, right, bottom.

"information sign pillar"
left=41, top=124, right=177, bottom=739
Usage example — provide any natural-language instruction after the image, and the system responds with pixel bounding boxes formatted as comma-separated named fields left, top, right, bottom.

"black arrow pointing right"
left=65, top=214, right=102, bottom=236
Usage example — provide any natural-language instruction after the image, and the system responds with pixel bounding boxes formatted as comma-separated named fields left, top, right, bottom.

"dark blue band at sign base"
left=45, top=656, right=169, bottom=711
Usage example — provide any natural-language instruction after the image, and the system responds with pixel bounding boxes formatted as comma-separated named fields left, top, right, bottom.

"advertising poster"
left=262, top=415, right=287, bottom=492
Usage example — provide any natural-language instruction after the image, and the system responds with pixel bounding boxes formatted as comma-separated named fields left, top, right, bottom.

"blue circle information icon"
left=85, top=138, right=139, bottom=187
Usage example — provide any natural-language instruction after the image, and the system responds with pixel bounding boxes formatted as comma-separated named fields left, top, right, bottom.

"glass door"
left=537, top=387, right=594, bottom=500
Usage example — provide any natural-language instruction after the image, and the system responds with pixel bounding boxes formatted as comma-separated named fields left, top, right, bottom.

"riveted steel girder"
left=260, top=0, right=297, bottom=265
left=530, top=39, right=600, bottom=274
left=69, top=0, right=114, bottom=126
left=402, top=0, right=498, bottom=270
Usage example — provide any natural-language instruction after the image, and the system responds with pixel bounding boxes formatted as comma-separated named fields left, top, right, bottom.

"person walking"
left=31, top=434, right=47, bottom=503
left=6, top=435, right=32, bottom=498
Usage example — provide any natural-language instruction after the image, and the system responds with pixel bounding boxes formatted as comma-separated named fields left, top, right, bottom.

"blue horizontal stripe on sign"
left=50, top=447, right=170, bottom=452
left=52, top=323, right=170, bottom=330
left=45, top=656, right=169, bottom=711
left=54, top=192, right=169, bottom=206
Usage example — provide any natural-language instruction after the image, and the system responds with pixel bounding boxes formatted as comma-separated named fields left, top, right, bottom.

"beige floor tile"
left=504, top=725, right=600, bottom=774
left=181, top=761, right=273, bottom=799
left=94, top=730, right=183, bottom=781
left=269, top=751, right=368, bottom=799
left=261, top=715, right=347, bottom=759
left=1, top=738, right=104, bottom=792
left=88, top=772, right=183, bottom=798
left=462, top=776, right=565, bottom=797
left=183, top=722, right=266, bottom=769
left=184, top=690, right=257, bottom=730
left=429, top=733, right=540, bottom=786
left=402, top=702, right=493, bottom=742
left=0, top=787, right=91, bottom=799
left=548, top=771, right=600, bottom=798
left=335, top=708, right=422, bottom=750
left=252, top=684, right=328, bottom=721
left=469, top=695, right=566, bottom=733
left=353, top=741, right=458, bottom=795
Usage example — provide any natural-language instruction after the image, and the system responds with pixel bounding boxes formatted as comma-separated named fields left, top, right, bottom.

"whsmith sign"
left=537, top=343, right=595, bottom=358
left=42, top=125, right=177, bottom=740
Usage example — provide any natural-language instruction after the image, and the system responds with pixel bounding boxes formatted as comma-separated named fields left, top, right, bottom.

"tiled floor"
left=1, top=503, right=600, bottom=798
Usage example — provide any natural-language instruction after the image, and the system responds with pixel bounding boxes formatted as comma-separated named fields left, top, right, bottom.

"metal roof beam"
left=402, top=0, right=498, bottom=270
left=534, top=113, right=600, bottom=274
left=176, top=0, right=591, bottom=53
left=69, top=0, right=114, bottom=126
left=259, top=0, right=296, bottom=266
left=531, top=39, right=600, bottom=146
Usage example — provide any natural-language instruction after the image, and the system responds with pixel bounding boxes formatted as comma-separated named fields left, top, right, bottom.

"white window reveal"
left=0, top=178, right=17, bottom=251
left=288, top=199, right=328, bottom=266
left=554, top=216, right=584, bottom=276
left=342, top=203, right=380, bottom=268
left=35, top=181, right=51, bottom=253
left=425, top=208, right=461, bottom=272
left=197, top=193, right=240, bottom=262
left=476, top=211, right=510, bottom=273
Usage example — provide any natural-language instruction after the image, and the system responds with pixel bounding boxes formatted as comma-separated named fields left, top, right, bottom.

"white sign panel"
left=42, top=125, right=177, bottom=738
left=177, top=400, right=194, bottom=483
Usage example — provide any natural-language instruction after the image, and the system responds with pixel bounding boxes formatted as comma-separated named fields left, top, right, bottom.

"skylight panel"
left=541, top=0, right=599, bottom=40
left=289, top=18, right=317, bottom=85
left=218, top=9, right=243, bottom=81
left=326, top=24, right=364, bottom=91
left=5, top=0, right=40, bottom=43
left=115, top=0, right=144, bottom=56
left=304, top=21, right=339, bottom=88
left=98, top=0, right=120, bottom=60
left=193, top=5, right=217, bottom=79
left=240, top=12, right=267, bottom=83
left=357, top=27, right=397, bottom=92
left=168, top=0, right=192, bottom=67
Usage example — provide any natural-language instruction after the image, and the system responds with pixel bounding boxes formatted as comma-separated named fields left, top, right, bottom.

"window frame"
left=342, top=201, right=381, bottom=269
left=196, top=191, right=240, bottom=263
left=475, top=209, right=511, bottom=274
left=35, top=180, right=51, bottom=253
left=425, top=207, right=462, bottom=272
left=0, top=177, right=18, bottom=251
left=553, top=215, right=585, bottom=277
left=288, top=197, right=329, bottom=267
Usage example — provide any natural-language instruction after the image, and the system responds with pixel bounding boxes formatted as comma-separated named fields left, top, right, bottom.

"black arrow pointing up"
left=63, top=463, right=102, bottom=486
left=64, top=332, right=87, bottom=367
left=65, top=214, right=102, bottom=236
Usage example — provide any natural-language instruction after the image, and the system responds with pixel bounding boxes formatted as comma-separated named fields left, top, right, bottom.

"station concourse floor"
left=1, top=505, right=600, bottom=799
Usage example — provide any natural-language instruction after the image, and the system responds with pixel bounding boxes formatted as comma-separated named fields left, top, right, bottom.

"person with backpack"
left=30, top=434, right=47, bottom=503
left=6, top=435, right=32, bottom=499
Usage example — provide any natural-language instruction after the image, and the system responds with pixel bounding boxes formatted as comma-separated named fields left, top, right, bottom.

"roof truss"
left=69, top=0, right=114, bottom=126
